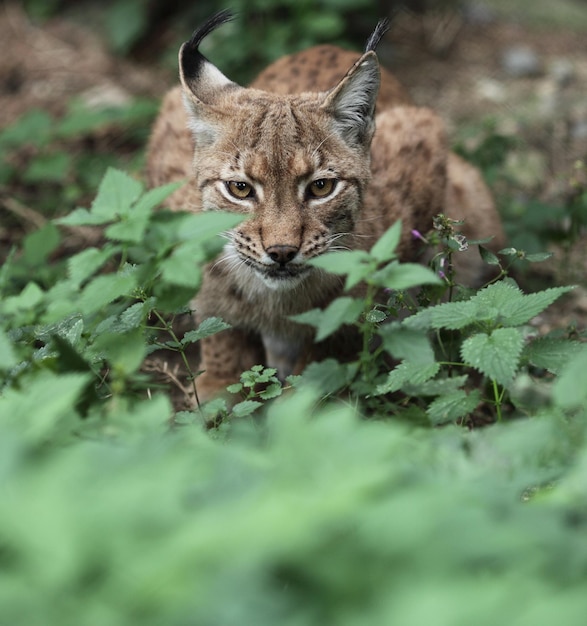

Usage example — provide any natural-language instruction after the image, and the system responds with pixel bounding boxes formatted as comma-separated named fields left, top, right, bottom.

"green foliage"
left=2, top=166, right=587, bottom=624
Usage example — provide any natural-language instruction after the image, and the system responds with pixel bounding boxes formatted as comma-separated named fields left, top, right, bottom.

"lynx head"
left=179, top=10, right=386, bottom=289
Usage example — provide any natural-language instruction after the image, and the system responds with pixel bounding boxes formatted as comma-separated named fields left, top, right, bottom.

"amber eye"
left=307, top=178, right=336, bottom=199
left=226, top=180, right=255, bottom=199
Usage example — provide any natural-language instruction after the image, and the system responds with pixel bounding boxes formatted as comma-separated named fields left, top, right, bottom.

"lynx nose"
left=266, top=245, right=299, bottom=266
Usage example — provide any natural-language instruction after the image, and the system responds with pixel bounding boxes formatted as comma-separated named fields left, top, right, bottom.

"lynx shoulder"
left=146, top=10, right=505, bottom=404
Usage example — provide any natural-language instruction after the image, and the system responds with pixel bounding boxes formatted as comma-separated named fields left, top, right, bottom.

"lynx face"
left=178, top=11, right=381, bottom=290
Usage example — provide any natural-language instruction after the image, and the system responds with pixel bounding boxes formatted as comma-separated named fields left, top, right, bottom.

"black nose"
left=266, top=245, right=299, bottom=266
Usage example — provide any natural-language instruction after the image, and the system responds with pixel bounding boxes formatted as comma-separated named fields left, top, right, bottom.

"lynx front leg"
left=196, top=328, right=265, bottom=404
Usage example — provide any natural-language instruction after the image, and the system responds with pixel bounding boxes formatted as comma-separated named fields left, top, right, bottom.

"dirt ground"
left=1, top=3, right=586, bottom=394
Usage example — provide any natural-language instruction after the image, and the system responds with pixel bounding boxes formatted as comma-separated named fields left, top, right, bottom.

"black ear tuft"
left=181, top=10, right=236, bottom=83
left=364, top=18, right=390, bottom=53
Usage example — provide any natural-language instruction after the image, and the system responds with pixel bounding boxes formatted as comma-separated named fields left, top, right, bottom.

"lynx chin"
left=146, top=10, right=505, bottom=405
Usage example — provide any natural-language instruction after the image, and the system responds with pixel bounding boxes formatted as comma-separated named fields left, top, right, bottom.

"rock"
left=501, top=45, right=543, bottom=78
left=548, top=57, right=575, bottom=87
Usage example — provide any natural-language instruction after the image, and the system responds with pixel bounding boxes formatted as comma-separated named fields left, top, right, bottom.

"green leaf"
left=67, top=246, right=118, bottom=287
left=375, top=361, right=440, bottom=395
left=160, top=244, right=204, bottom=288
left=523, top=338, right=585, bottom=374
left=24, top=151, right=71, bottom=183
left=78, top=270, right=137, bottom=316
left=92, top=330, right=146, bottom=374
left=365, top=309, right=387, bottom=323
left=478, top=245, right=500, bottom=266
left=461, top=328, right=524, bottom=386
left=429, top=300, right=478, bottom=330
left=178, top=212, right=245, bottom=244
left=427, top=389, right=482, bottom=425
left=22, top=223, right=61, bottom=266
left=2, top=282, right=44, bottom=315
left=90, top=168, right=143, bottom=221
left=258, top=382, right=283, bottom=400
left=553, top=346, right=587, bottom=409
left=232, top=400, right=264, bottom=418
left=371, top=262, right=441, bottom=290
left=370, top=220, right=401, bottom=262
left=499, top=286, right=574, bottom=326
left=379, top=323, right=435, bottom=364
left=0, top=329, right=17, bottom=370
left=182, top=318, right=231, bottom=345
left=300, top=358, right=353, bottom=394
left=308, top=250, right=373, bottom=290
left=290, top=297, right=363, bottom=341
left=525, top=252, right=553, bottom=262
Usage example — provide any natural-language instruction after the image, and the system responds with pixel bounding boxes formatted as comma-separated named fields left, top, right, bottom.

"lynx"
left=146, top=10, right=505, bottom=404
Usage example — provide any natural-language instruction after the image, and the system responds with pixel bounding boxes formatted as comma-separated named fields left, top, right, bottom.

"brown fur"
left=146, top=17, right=505, bottom=404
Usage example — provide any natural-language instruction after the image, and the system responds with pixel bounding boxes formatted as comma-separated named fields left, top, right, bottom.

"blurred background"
left=1, top=0, right=587, bottom=325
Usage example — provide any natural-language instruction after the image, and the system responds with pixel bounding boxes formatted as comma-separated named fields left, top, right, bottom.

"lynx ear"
left=179, top=10, right=239, bottom=144
left=321, top=51, right=380, bottom=148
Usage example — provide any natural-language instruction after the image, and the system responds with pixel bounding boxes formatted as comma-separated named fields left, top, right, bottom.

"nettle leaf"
left=301, top=358, right=354, bottom=395
left=291, top=297, right=363, bottom=341
left=375, top=361, right=440, bottom=395
left=259, top=382, right=283, bottom=400
left=427, top=389, right=482, bottom=425
left=160, top=242, right=204, bottom=288
left=461, top=327, right=524, bottom=387
left=428, top=300, right=478, bottom=330
left=366, top=309, right=387, bottom=323
left=67, top=246, right=118, bottom=287
left=2, top=282, right=44, bottom=315
left=371, top=262, right=441, bottom=291
left=182, top=317, right=231, bottom=345
left=523, top=337, right=585, bottom=375
left=499, top=286, right=574, bottom=326
left=408, top=374, right=469, bottom=396
left=369, top=220, right=401, bottom=262
left=78, top=269, right=137, bottom=316
left=90, top=168, right=143, bottom=221
left=525, top=252, right=553, bottom=262
left=379, top=323, right=435, bottom=364
left=308, top=250, right=372, bottom=290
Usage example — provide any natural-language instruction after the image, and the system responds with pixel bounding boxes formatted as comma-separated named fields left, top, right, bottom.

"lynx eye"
left=226, top=180, right=255, bottom=199
left=307, top=178, right=336, bottom=199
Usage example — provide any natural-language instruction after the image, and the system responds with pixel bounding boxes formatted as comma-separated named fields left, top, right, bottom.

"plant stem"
left=492, top=378, right=503, bottom=422
left=152, top=309, right=201, bottom=409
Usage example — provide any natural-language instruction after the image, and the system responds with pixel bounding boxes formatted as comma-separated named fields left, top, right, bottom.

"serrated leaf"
left=308, top=250, right=372, bottom=290
left=429, top=300, right=478, bottom=330
left=226, top=383, right=243, bottom=394
left=500, top=286, right=574, bottom=326
left=300, top=358, right=352, bottom=394
left=92, top=329, right=146, bottom=374
left=232, top=400, right=263, bottom=418
left=290, top=297, right=363, bottom=341
left=55, top=207, right=112, bottom=226
left=370, top=220, right=401, bottom=262
left=523, top=337, right=584, bottom=374
left=461, top=328, right=524, bottom=386
left=426, top=389, right=481, bottom=425
left=375, top=361, right=440, bottom=395
left=91, top=168, right=143, bottom=220
left=371, top=262, right=441, bottom=290
left=67, top=246, right=118, bottom=287
left=160, top=243, right=204, bottom=288
left=259, top=382, right=283, bottom=400
left=182, top=317, right=231, bottom=345
left=2, top=282, right=44, bottom=314
left=78, top=270, right=137, bottom=316
left=409, top=374, right=469, bottom=396
left=379, top=323, right=435, bottom=364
